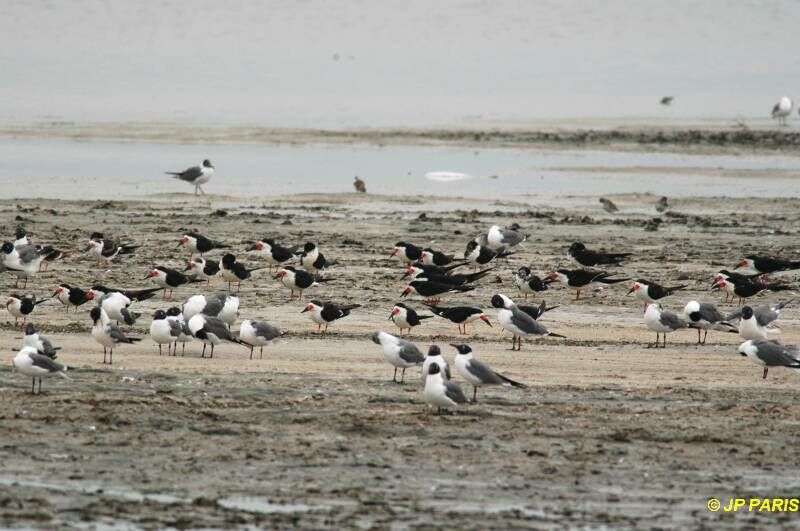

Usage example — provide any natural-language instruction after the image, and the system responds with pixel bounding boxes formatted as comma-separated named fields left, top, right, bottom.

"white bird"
left=23, top=323, right=60, bottom=358
left=682, top=301, right=736, bottom=345
left=90, top=307, right=141, bottom=364
left=12, top=346, right=68, bottom=394
left=91, top=290, right=139, bottom=326
left=187, top=312, right=246, bottom=358
left=486, top=225, right=526, bottom=250
left=423, top=362, right=467, bottom=414
left=490, top=294, right=565, bottom=351
left=371, top=331, right=425, bottom=383
left=644, top=303, right=688, bottom=348
left=166, top=159, right=214, bottom=195
left=737, top=304, right=783, bottom=341
left=239, top=319, right=286, bottom=359
left=166, top=306, right=192, bottom=356
left=451, top=343, right=526, bottom=402
left=738, top=340, right=800, bottom=379
left=150, top=309, right=180, bottom=356
left=1, top=241, right=45, bottom=288
left=772, top=96, right=793, bottom=126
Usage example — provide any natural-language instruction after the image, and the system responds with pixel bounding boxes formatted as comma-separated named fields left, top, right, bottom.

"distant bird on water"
left=599, top=198, right=618, bottom=213
left=772, top=96, right=793, bottom=126
left=165, top=159, right=214, bottom=195
left=353, top=176, right=366, bottom=193
left=660, top=96, right=673, bottom=106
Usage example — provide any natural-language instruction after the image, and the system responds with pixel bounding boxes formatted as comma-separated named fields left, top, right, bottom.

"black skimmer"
left=390, top=242, right=422, bottom=265
left=302, top=300, right=359, bottom=333
left=220, top=253, right=264, bottom=292
left=166, top=306, right=192, bottom=356
left=486, top=224, right=526, bottom=250
left=239, top=319, right=286, bottom=359
left=353, top=176, right=366, bottom=193
left=464, top=240, right=512, bottom=270
left=275, top=266, right=330, bottom=299
left=424, top=304, right=491, bottom=334
left=550, top=269, right=629, bottom=300
left=517, top=300, right=558, bottom=321
left=733, top=304, right=788, bottom=341
left=53, top=284, right=94, bottom=312
left=712, top=278, right=790, bottom=306
left=568, top=242, right=630, bottom=267
left=37, top=246, right=70, bottom=272
left=408, top=262, right=465, bottom=277
left=12, top=346, right=68, bottom=394
left=736, top=255, right=800, bottom=277
left=599, top=197, right=618, bottom=213
left=628, top=279, right=687, bottom=311
left=421, top=248, right=458, bottom=267
left=643, top=303, right=688, bottom=348
left=388, top=302, right=432, bottom=335
left=90, top=284, right=161, bottom=303
left=166, top=159, right=214, bottom=195
left=6, top=294, right=45, bottom=325
left=451, top=344, right=526, bottom=402
left=90, top=307, right=141, bottom=364
left=2, top=241, right=46, bottom=288
left=403, top=265, right=493, bottom=286
left=146, top=266, right=202, bottom=299
left=297, top=242, right=334, bottom=273
left=655, top=196, right=669, bottom=213
left=422, top=344, right=451, bottom=382
left=682, top=301, right=736, bottom=345
left=738, top=340, right=800, bottom=379
left=187, top=256, right=220, bottom=284
left=23, top=323, right=60, bottom=358
left=187, top=311, right=247, bottom=358
left=423, top=362, right=467, bottom=414
left=400, top=280, right=475, bottom=305
left=712, top=270, right=761, bottom=303
left=491, top=294, right=565, bottom=350
left=514, top=267, right=551, bottom=300
left=371, top=331, right=425, bottom=384
left=771, top=96, right=793, bottom=126
left=247, top=239, right=297, bottom=271
left=86, top=233, right=139, bottom=266
left=178, top=232, right=225, bottom=258
left=150, top=309, right=181, bottom=356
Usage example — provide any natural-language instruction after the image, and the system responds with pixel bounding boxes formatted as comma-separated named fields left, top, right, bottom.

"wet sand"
left=1, top=192, right=799, bottom=528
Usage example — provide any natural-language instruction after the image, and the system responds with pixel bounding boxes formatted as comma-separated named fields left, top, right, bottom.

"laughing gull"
left=166, top=306, right=192, bottom=355
left=682, top=301, right=736, bottom=345
left=464, top=240, right=513, bottom=271
left=643, top=303, right=688, bottom=348
left=599, top=197, right=618, bottom=213
left=53, top=284, right=94, bottom=312
left=568, top=242, right=630, bottom=267
left=275, top=266, right=330, bottom=299
left=628, top=279, right=687, bottom=311
left=187, top=311, right=247, bottom=358
left=771, top=96, right=793, bottom=126
left=90, top=307, right=141, bottom=364
left=731, top=304, right=789, bottom=341
left=423, top=362, right=467, bottom=414
left=23, top=323, right=60, bottom=358
left=149, top=309, right=182, bottom=356
left=738, top=340, right=800, bottom=379
left=400, top=280, right=475, bottom=305
left=371, top=331, right=425, bottom=383
left=391, top=242, right=423, bottom=265
left=1, top=241, right=46, bottom=288
left=182, top=293, right=225, bottom=321
left=736, top=254, right=800, bottom=276
left=247, top=239, right=297, bottom=271
left=12, top=346, right=69, bottom=394
left=187, top=256, right=220, bottom=284
left=302, top=300, right=359, bottom=333
left=451, top=344, right=527, bottom=402
left=486, top=224, right=526, bottom=250
left=13, top=226, right=29, bottom=247
left=491, top=294, right=566, bottom=351
left=6, top=294, right=46, bottom=326
left=297, top=242, right=335, bottom=273
left=178, top=232, right=225, bottom=258
left=422, top=345, right=451, bottom=382
left=239, top=319, right=286, bottom=359
left=389, top=302, right=432, bottom=335
left=86, top=233, right=139, bottom=266
left=166, top=159, right=214, bottom=195
left=549, top=269, right=629, bottom=300
left=220, top=253, right=264, bottom=292
left=425, top=304, right=491, bottom=334
left=90, top=290, right=140, bottom=326
left=146, top=266, right=203, bottom=299
left=514, top=267, right=551, bottom=300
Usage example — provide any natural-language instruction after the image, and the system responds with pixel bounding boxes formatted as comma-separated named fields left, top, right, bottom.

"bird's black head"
left=166, top=306, right=182, bottom=317
left=568, top=242, right=585, bottom=254
left=308, top=299, right=323, bottom=307
left=449, top=343, right=472, bottom=355
left=263, top=238, right=275, bottom=245
left=517, top=266, right=531, bottom=277
left=24, top=323, right=36, bottom=335
left=303, top=242, right=316, bottom=252
left=221, top=253, right=236, bottom=265
left=742, top=306, right=754, bottom=319
left=153, top=309, right=167, bottom=320
left=394, top=302, right=408, bottom=309
left=395, top=241, right=407, bottom=248
left=89, top=232, right=104, bottom=241
left=509, top=223, right=521, bottom=231
left=464, top=240, right=478, bottom=254
left=491, top=294, right=505, bottom=308
left=0, top=242, right=13, bottom=254
left=15, top=226, right=26, bottom=240
left=203, top=159, right=213, bottom=168
left=427, top=345, right=441, bottom=357
left=90, top=307, right=102, bottom=323
left=427, top=362, right=441, bottom=375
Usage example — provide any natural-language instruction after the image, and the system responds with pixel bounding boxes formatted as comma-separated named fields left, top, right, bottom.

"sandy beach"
left=1, top=190, right=799, bottom=528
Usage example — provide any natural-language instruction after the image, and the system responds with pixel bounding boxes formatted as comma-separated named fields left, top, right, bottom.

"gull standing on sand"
left=239, top=319, right=285, bottom=359
left=422, top=345, right=451, bottom=382
left=738, top=340, right=800, bottom=379
left=491, top=294, right=566, bottom=351
left=1, top=241, right=46, bottom=288
left=12, top=346, right=69, bottom=394
left=166, top=306, right=192, bottom=355
left=23, top=323, right=61, bottom=358
left=90, top=307, right=141, bottom=364
left=451, top=344, right=526, bottom=402
left=150, top=309, right=181, bottom=356
left=682, top=301, right=736, bottom=345
left=188, top=310, right=247, bottom=358
left=165, top=159, right=214, bottom=195
left=423, top=362, right=467, bottom=414
left=643, top=303, right=688, bottom=348
left=486, top=225, right=526, bottom=250
left=771, top=96, right=793, bottom=126
left=733, top=304, right=786, bottom=341
left=371, top=331, right=425, bottom=383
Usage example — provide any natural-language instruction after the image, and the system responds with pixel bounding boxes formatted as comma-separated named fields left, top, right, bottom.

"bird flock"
left=4, top=185, right=800, bottom=410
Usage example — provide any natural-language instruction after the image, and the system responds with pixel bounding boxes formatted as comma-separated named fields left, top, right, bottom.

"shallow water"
left=1, top=137, right=799, bottom=201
